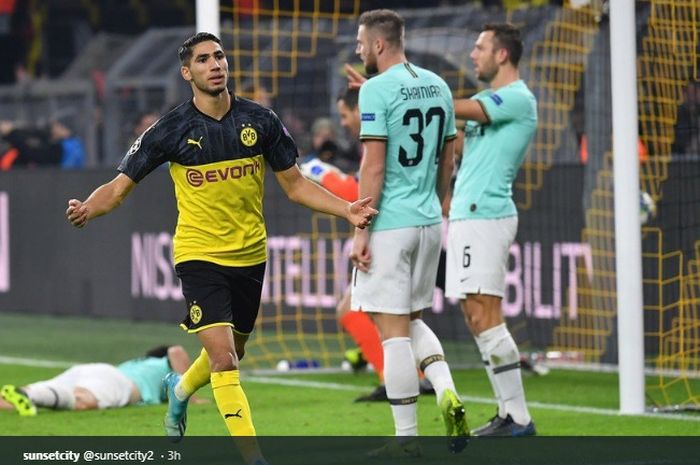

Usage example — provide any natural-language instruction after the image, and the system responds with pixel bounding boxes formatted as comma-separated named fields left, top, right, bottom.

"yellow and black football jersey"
left=118, top=93, right=298, bottom=267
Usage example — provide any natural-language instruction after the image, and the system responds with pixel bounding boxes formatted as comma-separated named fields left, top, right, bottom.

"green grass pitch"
left=0, top=312, right=698, bottom=436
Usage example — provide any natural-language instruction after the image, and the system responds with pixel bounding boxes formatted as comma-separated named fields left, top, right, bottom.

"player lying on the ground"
left=0, top=345, right=201, bottom=416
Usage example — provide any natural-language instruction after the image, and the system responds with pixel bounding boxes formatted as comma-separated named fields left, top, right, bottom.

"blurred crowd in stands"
left=0, top=0, right=565, bottom=86
left=0, top=119, right=85, bottom=170
left=0, top=0, right=695, bottom=170
left=672, top=82, right=700, bottom=159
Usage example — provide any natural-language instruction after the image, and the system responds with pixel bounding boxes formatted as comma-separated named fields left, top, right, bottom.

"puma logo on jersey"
left=187, top=136, right=203, bottom=149
left=224, top=409, right=243, bottom=419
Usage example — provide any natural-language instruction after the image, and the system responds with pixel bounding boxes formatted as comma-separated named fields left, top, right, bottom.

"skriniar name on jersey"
left=400, top=84, right=443, bottom=101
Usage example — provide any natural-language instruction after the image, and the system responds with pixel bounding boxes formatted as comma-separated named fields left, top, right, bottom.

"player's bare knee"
left=463, top=295, right=503, bottom=333
left=374, top=314, right=410, bottom=339
left=472, top=319, right=494, bottom=336
left=335, top=291, right=352, bottom=318
left=336, top=303, right=347, bottom=319
left=208, top=351, right=239, bottom=372
left=464, top=311, right=483, bottom=334
left=73, top=388, right=97, bottom=410
left=73, top=399, right=97, bottom=410
left=472, top=310, right=494, bottom=334
left=463, top=296, right=484, bottom=317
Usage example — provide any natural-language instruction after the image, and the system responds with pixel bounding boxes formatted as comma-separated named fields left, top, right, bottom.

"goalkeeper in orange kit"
left=300, top=87, right=435, bottom=401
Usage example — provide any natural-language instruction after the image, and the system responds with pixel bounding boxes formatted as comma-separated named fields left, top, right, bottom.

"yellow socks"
left=178, top=348, right=211, bottom=398
left=211, top=370, right=256, bottom=436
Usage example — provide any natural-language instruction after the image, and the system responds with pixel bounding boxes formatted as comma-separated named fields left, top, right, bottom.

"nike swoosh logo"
left=460, top=277, right=470, bottom=282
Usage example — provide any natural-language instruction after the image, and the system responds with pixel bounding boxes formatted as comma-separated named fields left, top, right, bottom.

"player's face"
left=336, top=99, right=360, bottom=139
left=182, top=41, right=229, bottom=96
left=470, top=31, right=500, bottom=83
left=356, top=25, right=378, bottom=75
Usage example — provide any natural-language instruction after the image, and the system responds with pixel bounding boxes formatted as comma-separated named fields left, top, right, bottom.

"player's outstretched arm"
left=66, top=173, right=136, bottom=228
left=274, top=164, right=377, bottom=229
left=167, top=345, right=192, bottom=375
left=350, top=140, right=386, bottom=272
left=454, top=98, right=489, bottom=123
left=437, top=138, right=455, bottom=204
left=344, top=63, right=367, bottom=89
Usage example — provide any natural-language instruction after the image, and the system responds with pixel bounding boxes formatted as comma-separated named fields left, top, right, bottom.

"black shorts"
left=175, top=260, right=266, bottom=335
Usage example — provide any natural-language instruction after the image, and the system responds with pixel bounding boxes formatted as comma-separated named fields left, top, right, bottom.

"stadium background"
left=0, top=0, right=698, bottom=414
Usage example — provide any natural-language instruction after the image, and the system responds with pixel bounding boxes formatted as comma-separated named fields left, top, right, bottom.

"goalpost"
left=610, top=1, right=646, bottom=414
left=196, top=0, right=219, bottom=37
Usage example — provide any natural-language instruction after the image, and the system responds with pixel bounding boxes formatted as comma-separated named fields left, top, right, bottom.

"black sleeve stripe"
left=270, top=155, right=297, bottom=172
left=477, top=99, right=492, bottom=124
left=359, top=135, right=388, bottom=141
left=116, top=168, right=139, bottom=183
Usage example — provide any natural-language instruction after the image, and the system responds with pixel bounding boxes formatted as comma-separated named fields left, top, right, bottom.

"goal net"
left=211, top=0, right=699, bottom=410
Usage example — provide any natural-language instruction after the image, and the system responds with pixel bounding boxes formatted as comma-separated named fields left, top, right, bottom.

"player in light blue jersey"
left=0, top=346, right=195, bottom=416
left=445, top=23, right=537, bottom=437
left=348, top=9, right=468, bottom=457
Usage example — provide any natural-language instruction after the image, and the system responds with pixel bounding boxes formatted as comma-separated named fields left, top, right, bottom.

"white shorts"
left=27, top=363, right=136, bottom=409
left=351, top=224, right=441, bottom=314
left=445, top=216, right=518, bottom=299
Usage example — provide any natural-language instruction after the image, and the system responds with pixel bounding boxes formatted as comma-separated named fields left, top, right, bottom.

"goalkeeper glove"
left=299, top=158, right=343, bottom=183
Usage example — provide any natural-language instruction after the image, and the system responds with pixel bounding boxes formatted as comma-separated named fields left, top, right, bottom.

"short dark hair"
left=178, top=32, right=222, bottom=65
left=358, top=9, right=404, bottom=49
left=483, top=23, right=523, bottom=67
left=336, top=87, right=359, bottom=110
left=145, top=345, right=170, bottom=358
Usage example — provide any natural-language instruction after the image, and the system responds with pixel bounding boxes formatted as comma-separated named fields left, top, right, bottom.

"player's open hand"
left=344, top=63, right=368, bottom=90
left=66, top=199, right=89, bottom=228
left=347, top=197, right=377, bottom=229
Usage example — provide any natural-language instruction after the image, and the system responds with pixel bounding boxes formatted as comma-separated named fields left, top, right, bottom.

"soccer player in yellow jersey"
left=65, top=32, right=377, bottom=465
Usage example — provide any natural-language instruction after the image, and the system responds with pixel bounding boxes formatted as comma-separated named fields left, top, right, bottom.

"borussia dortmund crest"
left=189, top=304, right=202, bottom=324
left=240, top=126, right=258, bottom=147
